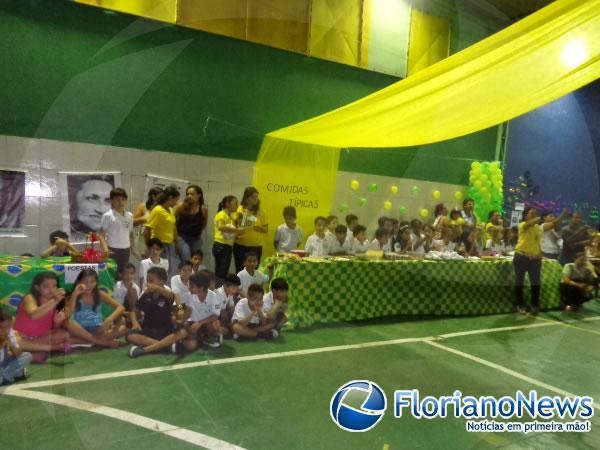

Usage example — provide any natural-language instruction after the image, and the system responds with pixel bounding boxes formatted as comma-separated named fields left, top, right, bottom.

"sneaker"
left=205, top=334, right=223, bottom=348
left=15, top=368, right=29, bottom=382
left=62, top=342, right=73, bottom=353
left=128, top=345, right=145, bottom=358
left=232, top=333, right=240, bottom=341
left=271, top=329, right=279, bottom=339
left=516, top=306, right=527, bottom=315
left=170, top=343, right=178, bottom=354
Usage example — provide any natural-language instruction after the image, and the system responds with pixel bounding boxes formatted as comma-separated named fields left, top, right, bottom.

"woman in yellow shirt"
left=233, top=186, right=268, bottom=272
left=144, top=185, right=181, bottom=277
left=212, top=195, right=244, bottom=280
left=514, top=206, right=567, bottom=315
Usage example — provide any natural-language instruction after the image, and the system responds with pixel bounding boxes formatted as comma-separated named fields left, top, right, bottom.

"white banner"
left=64, top=263, right=99, bottom=285
left=144, top=174, right=189, bottom=197
left=0, top=169, right=26, bottom=236
left=59, top=172, right=122, bottom=244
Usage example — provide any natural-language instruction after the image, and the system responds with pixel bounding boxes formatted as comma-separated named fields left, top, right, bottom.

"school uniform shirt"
left=170, top=275, right=193, bottom=306
left=0, top=329, right=19, bottom=364
left=263, top=291, right=287, bottom=315
left=100, top=208, right=133, bottom=249
left=485, top=240, right=505, bottom=254
left=275, top=223, right=303, bottom=253
left=214, top=286, right=235, bottom=311
left=192, top=264, right=207, bottom=273
left=112, top=281, right=141, bottom=306
left=231, top=298, right=261, bottom=325
left=351, top=238, right=370, bottom=255
left=237, top=268, right=269, bottom=295
left=410, top=233, right=426, bottom=255
left=138, top=289, right=174, bottom=330
left=305, top=233, right=328, bottom=257
left=432, top=239, right=456, bottom=253
left=186, top=290, right=220, bottom=322
left=146, top=205, right=176, bottom=244
left=328, top=236, right=353, bottom=255
left=139, top=257, right=169, bottom=290
left=213, top=210, right=236, bottom=246
left=368, top=239, right=391, bottom=252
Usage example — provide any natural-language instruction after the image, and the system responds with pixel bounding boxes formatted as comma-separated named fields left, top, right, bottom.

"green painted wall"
left=0, top=0, right=498, bottom=185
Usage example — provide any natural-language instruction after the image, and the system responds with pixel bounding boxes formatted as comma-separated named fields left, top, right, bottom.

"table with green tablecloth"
left=0, top=255, right=116, bottom=314
left=261, top=257, right=563, bottom=328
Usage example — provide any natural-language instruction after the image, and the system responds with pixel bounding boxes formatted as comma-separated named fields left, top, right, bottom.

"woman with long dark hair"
left=174, top=185, right=208, bottom=263
left=132, top=186, right=163, bottom=258
left=233, top=187, right=268, bottom=272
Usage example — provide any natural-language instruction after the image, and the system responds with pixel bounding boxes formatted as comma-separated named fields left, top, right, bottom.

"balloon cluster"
left=468, top=161, right=503, bottom=223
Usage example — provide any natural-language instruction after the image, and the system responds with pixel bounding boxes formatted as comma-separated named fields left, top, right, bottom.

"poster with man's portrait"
left=0, top=169, right=26, bottom=236
left=59, top=172, right=122, bottom=243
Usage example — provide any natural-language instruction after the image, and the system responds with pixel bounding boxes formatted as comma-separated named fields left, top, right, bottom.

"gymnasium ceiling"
left=484, top=0, right=556, bottom=21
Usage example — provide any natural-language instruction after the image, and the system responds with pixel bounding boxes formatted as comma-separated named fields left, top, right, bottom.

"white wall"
left=0, top=134, right=466, bottom=267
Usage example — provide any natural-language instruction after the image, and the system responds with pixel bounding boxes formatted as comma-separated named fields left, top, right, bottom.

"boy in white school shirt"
left=351, top=225, right=370, bottom=254
left=305, top=216, right=329, bottom=257
left=214, top=274, right=241, bottom=335
left=231, top=284, right=277, bottom=341
left=368, top=228, right=391, bottom=252
left=237, top=252, right=270, bottom=297
left=274, top=206, right=303, bottom=253
left=170, top=260, right=194, bottom=306
left=100, top=188, right=136, bottom=276
left=139, top=238, right=169, bottom=290
left=183, top=272, right=223, bottom=349
left=327, top=224, right=353, bottom=255
left=112, top=263, right=140, bottom=326
left=263, top=278, right=289, bottom=331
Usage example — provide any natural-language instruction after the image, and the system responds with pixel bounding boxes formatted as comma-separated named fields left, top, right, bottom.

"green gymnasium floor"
left=1, top=302, right=600, bottom=450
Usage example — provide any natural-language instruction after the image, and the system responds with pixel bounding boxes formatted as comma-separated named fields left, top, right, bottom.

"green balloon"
left=399, top=206, right=407, bottom=215
left=369, top=183, right=379, bottom=192
left=358, top=197, right=368, bottom=207
left=410, top=186, right=421, bottom=195
left=338, top=203, right=349, bottom=213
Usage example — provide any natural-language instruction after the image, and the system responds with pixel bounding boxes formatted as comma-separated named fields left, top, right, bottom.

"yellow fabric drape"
left=76, top=0, right=177, bottom=23
left=407, top=8, right=450, bottom=76
left=271, top=0, right=600, bottom=148
left=253, top=136, right=341, bottom=257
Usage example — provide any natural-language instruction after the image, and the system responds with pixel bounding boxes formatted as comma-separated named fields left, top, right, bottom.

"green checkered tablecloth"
left=261, top=257, right=563, bottom=328
left=0, top=255, right=116, bottom=315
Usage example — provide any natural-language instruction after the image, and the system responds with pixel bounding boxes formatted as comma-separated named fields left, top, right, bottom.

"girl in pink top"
left=14, top=272, right=70, bottom=363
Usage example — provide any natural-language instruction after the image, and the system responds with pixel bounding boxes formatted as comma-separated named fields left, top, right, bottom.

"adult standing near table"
left=144, top=185, right=181, bottom=278
left=559, top=212, right=592, bottom=266
left=460, top=198, right=477, bottom=243
left=233, top=186, right=268, bottom=273
left=514, top=207, right=567, bottom=315
left=175, top=185, right=208, bottom=263
left=132, top=187, right=162, bottom=258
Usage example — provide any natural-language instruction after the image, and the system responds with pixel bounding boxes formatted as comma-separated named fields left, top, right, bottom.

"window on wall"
left=76, top=0, right=454, bottom=78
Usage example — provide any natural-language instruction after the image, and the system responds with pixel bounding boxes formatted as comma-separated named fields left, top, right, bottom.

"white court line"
left=3, top=389, right=247, bottom=450
left=4, top=320, right=571, bottom=391
left=425, top=340, right=600, bottom=411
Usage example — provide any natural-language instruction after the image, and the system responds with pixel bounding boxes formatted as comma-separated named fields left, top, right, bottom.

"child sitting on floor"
left=231, top=284, right=277, bottom=341
left=183, top=272, right=223, bottom=349
left=263, top=278, right=289, bottom=332
left=237, top=252, right=270, bottom=297
left=40, top=230, right=79, bottom=258
left=171, top=260, right=194, bottom=306
left=214, top=274, right=241, bottom=336
left=328, top=224, right=353, bottom=255
left=139, top=238, right=169, bottom=290
left=274, top=206, right=303, bottom=253
left=351, top=225, right=370, bottom=254
left=0, top=308, right=32, bottom=384
left=68, top=268, right=125, bottom=348
left=13, top=272, right=71, bottom=364
left=191, top=249, right=207, bottom=273
left=305, top=216, right=329, bottom=257
left=127, top=267, right=187, bottom=358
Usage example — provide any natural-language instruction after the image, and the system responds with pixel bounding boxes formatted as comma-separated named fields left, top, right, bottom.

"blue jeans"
left=161, top=241, right=180, bottom=280
left=177, top=235, right=202, bottom=264
left=0, top=353, right=32, bottom=384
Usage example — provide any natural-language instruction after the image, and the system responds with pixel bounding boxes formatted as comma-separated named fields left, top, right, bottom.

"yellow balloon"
left=432, top=190, right=441, bottom=200
left=390, top=185, right=399, bottom=194
left=384, top=201, right=393, bottom=210
left=456, top=217, right=465, bottom=226
left=419, top=208, right=429, bottom=218
left=351, top=180, right=360, bottom=190
left=454, top=191, right=463, bottom=201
